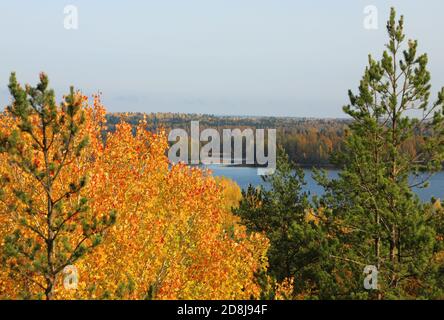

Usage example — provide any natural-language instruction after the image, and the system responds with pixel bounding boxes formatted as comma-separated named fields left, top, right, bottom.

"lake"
left=205, top=165, right=444, bottom=202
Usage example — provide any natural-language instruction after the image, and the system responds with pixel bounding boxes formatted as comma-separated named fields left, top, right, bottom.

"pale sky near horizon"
left=1, top=0, right=444, bottom=117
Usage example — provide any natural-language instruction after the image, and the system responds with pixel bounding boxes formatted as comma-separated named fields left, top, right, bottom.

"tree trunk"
left=45, top=274, right=56, bottom=300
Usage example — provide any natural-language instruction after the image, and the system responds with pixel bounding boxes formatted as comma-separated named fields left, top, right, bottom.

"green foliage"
left=236, top=8, right=444, bottom=300
left=235, top=147, right=336, bottom=299
left=314, top=7, right=444, bottom=299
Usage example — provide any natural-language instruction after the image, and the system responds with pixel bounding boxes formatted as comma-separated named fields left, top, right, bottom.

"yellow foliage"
left=214, top=177, right=243, bottom=211
left=0, top=95, right=269, bottom=300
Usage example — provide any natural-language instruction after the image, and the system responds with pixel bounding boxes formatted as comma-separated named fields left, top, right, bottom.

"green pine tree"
left=235, top=147, right=336, bottom=299
left=315, top=8, right=444, bottom=299
left=0, top=73, right=116, bottom=299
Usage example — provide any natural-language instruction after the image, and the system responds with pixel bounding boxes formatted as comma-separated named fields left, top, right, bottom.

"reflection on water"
left=204, top=165, right=444, bottom=202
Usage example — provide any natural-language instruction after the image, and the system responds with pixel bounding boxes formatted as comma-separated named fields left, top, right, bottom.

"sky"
left=1, top=0, right=444, bottom=118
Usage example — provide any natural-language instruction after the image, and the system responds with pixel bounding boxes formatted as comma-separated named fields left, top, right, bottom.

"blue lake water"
left=205, top=165, right=444, bottom=202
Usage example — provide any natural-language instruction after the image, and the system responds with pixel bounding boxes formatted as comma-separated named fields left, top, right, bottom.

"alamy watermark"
left=64, top=5, right=79, bottom=30
left=363, top=5, right=378, bottom=30
left=363, top=265, right=378, bottom=290
left=168, top=121, right=276, bottom=175
left=63, top=265, right=79, bottom=290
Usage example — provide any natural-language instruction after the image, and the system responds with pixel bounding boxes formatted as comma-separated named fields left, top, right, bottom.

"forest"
left=106, top=112, right=349, bottom=167
left=1, top=8, right=444, bottom=300
left=106, top=112, right=431, bottom=168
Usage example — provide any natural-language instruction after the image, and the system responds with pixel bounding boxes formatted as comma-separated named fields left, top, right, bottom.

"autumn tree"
left=70, top=119, right=269, bottom=300
left=0, top=80, right=270, bottom=300
left=315, top=8, right=444, bottom=299
left=0, top=73, right=115, bottom=299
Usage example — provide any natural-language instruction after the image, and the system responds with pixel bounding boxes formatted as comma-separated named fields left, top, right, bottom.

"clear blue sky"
left=1, top=0, right=443, bottom=117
